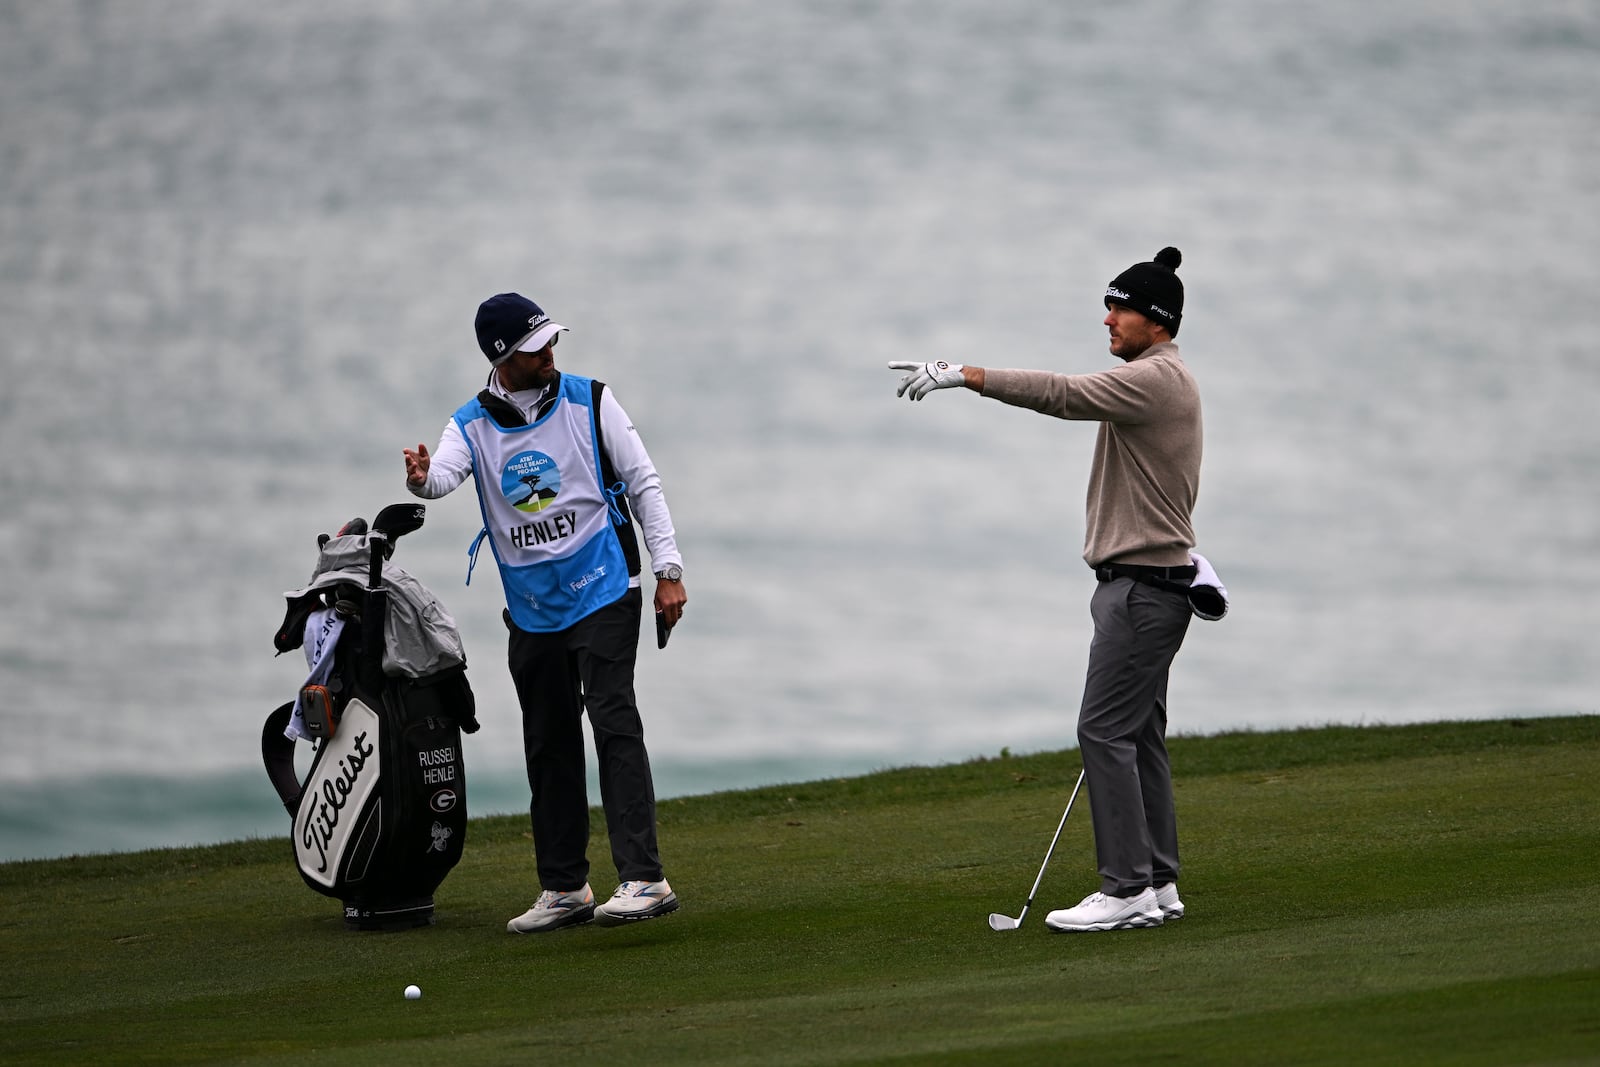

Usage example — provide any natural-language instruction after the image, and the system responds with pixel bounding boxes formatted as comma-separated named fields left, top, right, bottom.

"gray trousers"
left=507, top=587, right=664, bottom=891
left=1077, top=577, right=1192, bottom=897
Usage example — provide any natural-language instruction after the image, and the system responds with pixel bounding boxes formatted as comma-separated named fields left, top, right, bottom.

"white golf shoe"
left=506, top=884, right=596, bottom=933
left=594, top=879, right=679, bottom=926
left=1154, top=882, right=1185, bottom=920
left=1044, top=887, right=1164, bottom=932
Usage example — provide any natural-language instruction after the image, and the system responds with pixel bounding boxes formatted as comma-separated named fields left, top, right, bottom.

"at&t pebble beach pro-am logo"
left=501, top=451, right=561, bottom=512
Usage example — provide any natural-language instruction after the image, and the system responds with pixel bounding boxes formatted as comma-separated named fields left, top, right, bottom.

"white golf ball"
left=404, top=985, right=421, bottom=1000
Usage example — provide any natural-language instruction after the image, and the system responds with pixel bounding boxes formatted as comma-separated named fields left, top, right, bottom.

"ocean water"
left=2, top=0, right=1596, bottom=862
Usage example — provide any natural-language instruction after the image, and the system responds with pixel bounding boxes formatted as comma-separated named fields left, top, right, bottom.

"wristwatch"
left=655, top=565, right=683, bottom=582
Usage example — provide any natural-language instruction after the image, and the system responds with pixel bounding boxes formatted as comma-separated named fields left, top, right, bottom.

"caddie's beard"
left=499, top=354, right=556, bottom=392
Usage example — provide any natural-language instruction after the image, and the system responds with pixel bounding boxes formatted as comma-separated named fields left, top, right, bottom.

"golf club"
left=987, top=768, right=1086, bottom=931
left=370, top=503, right=426, bottom=561
left=372, top=502, right=426, bottom=542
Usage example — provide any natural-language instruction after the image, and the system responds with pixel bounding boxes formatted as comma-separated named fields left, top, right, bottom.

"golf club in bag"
left=262, top=503, right=480, bottom=931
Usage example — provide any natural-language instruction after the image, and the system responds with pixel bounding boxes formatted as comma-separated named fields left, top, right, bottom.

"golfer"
left=890, top=248, right=1203, bottom=932
left=405, top=292, right=686, bottom=932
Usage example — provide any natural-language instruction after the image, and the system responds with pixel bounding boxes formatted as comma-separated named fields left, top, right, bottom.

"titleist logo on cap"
left=1106, top=287, right=1130, bottom=300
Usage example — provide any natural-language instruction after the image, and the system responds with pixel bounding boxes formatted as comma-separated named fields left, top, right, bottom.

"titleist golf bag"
left=262, top=503, right=479, bottom=930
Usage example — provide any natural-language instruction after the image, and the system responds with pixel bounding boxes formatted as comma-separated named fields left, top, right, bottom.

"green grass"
left=4, top=715, right=1598, bottom=1065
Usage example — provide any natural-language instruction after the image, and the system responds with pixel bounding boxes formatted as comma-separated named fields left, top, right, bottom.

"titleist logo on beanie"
left=1105, top=247, right=1184, bottom=337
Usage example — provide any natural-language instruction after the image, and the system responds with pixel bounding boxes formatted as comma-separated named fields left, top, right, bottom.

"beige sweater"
left=981, top=342, right=1202, bottom=568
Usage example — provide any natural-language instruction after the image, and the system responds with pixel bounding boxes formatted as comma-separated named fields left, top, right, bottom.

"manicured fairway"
left=3, top=716, right=1596, bottom=1065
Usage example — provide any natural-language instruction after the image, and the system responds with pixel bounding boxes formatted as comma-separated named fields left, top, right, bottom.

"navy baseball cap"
left=474, top=293, right=568, bottom=365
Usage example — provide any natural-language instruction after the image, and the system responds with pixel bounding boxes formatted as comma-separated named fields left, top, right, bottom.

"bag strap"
left=261, top=702, right=304, bottom=815
left=590, top=379, right=642, bottom=577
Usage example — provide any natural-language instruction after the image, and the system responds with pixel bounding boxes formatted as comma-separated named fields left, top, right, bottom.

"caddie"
left=405, top=292, right=687, bottom=932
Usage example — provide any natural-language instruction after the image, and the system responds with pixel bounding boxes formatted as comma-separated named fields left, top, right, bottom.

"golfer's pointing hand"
left=889, top=360, right=966, bottom=401
left=404, top=442, right=431, bottom=486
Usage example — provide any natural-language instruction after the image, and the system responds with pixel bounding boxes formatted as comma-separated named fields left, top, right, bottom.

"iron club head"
left=988, top=769, right=1086, bottom=935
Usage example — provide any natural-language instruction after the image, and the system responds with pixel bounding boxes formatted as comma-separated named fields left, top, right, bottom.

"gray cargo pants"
left=1077, top=575, right=1193, bottom=897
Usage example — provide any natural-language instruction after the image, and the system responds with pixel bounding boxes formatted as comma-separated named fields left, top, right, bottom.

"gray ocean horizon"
left=2, top=0, right=1596, bottom=863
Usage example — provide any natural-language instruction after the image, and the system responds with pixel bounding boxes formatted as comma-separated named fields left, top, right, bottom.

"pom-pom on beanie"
left=1105, top=247, right=1184, bottom=337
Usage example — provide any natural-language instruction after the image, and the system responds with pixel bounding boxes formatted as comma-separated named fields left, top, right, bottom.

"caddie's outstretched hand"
left=404, top=442, right=431, bottom=486
left=888, top=360, right=965, bottom=401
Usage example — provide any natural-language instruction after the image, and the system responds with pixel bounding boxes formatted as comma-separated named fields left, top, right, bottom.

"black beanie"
left=1105, top=247, right=1184, bottom=337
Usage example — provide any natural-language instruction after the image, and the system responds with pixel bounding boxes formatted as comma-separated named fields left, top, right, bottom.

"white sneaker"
left=506, top=884, right=595, bottom=933
left=1155, top=882, right=1185, bottom=921
left=1044, top=888, right=1164, bottom=932
left=594, top=879, right=679, bottom=926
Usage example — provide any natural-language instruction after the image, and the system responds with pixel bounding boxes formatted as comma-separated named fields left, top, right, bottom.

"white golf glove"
left=889, top=360, right=966, bottom=401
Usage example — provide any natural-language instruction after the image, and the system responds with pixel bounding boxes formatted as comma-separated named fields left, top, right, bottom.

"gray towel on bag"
left=282, top=533, right=467, bottom=679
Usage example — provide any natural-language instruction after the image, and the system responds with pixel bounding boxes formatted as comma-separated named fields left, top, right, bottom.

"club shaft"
left=1016, top=769, right=1086, bottom=918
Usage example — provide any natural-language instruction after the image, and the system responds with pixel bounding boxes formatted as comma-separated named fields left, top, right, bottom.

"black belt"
left=1094, top=562, right=1197, bottom=585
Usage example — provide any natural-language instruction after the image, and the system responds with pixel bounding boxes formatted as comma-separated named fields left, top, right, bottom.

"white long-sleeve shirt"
left=409, top=374, right=683, bottom=586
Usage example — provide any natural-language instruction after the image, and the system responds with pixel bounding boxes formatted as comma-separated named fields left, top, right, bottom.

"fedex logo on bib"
left=501, top=451, right=562, bottom=513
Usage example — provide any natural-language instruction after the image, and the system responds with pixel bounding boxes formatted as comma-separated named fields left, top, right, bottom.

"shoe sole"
left=592, top=896, right=680, bottom=927
left=506, top=903, right=596, bottom=934
left=1045, top=913, right=1163, bottom=933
